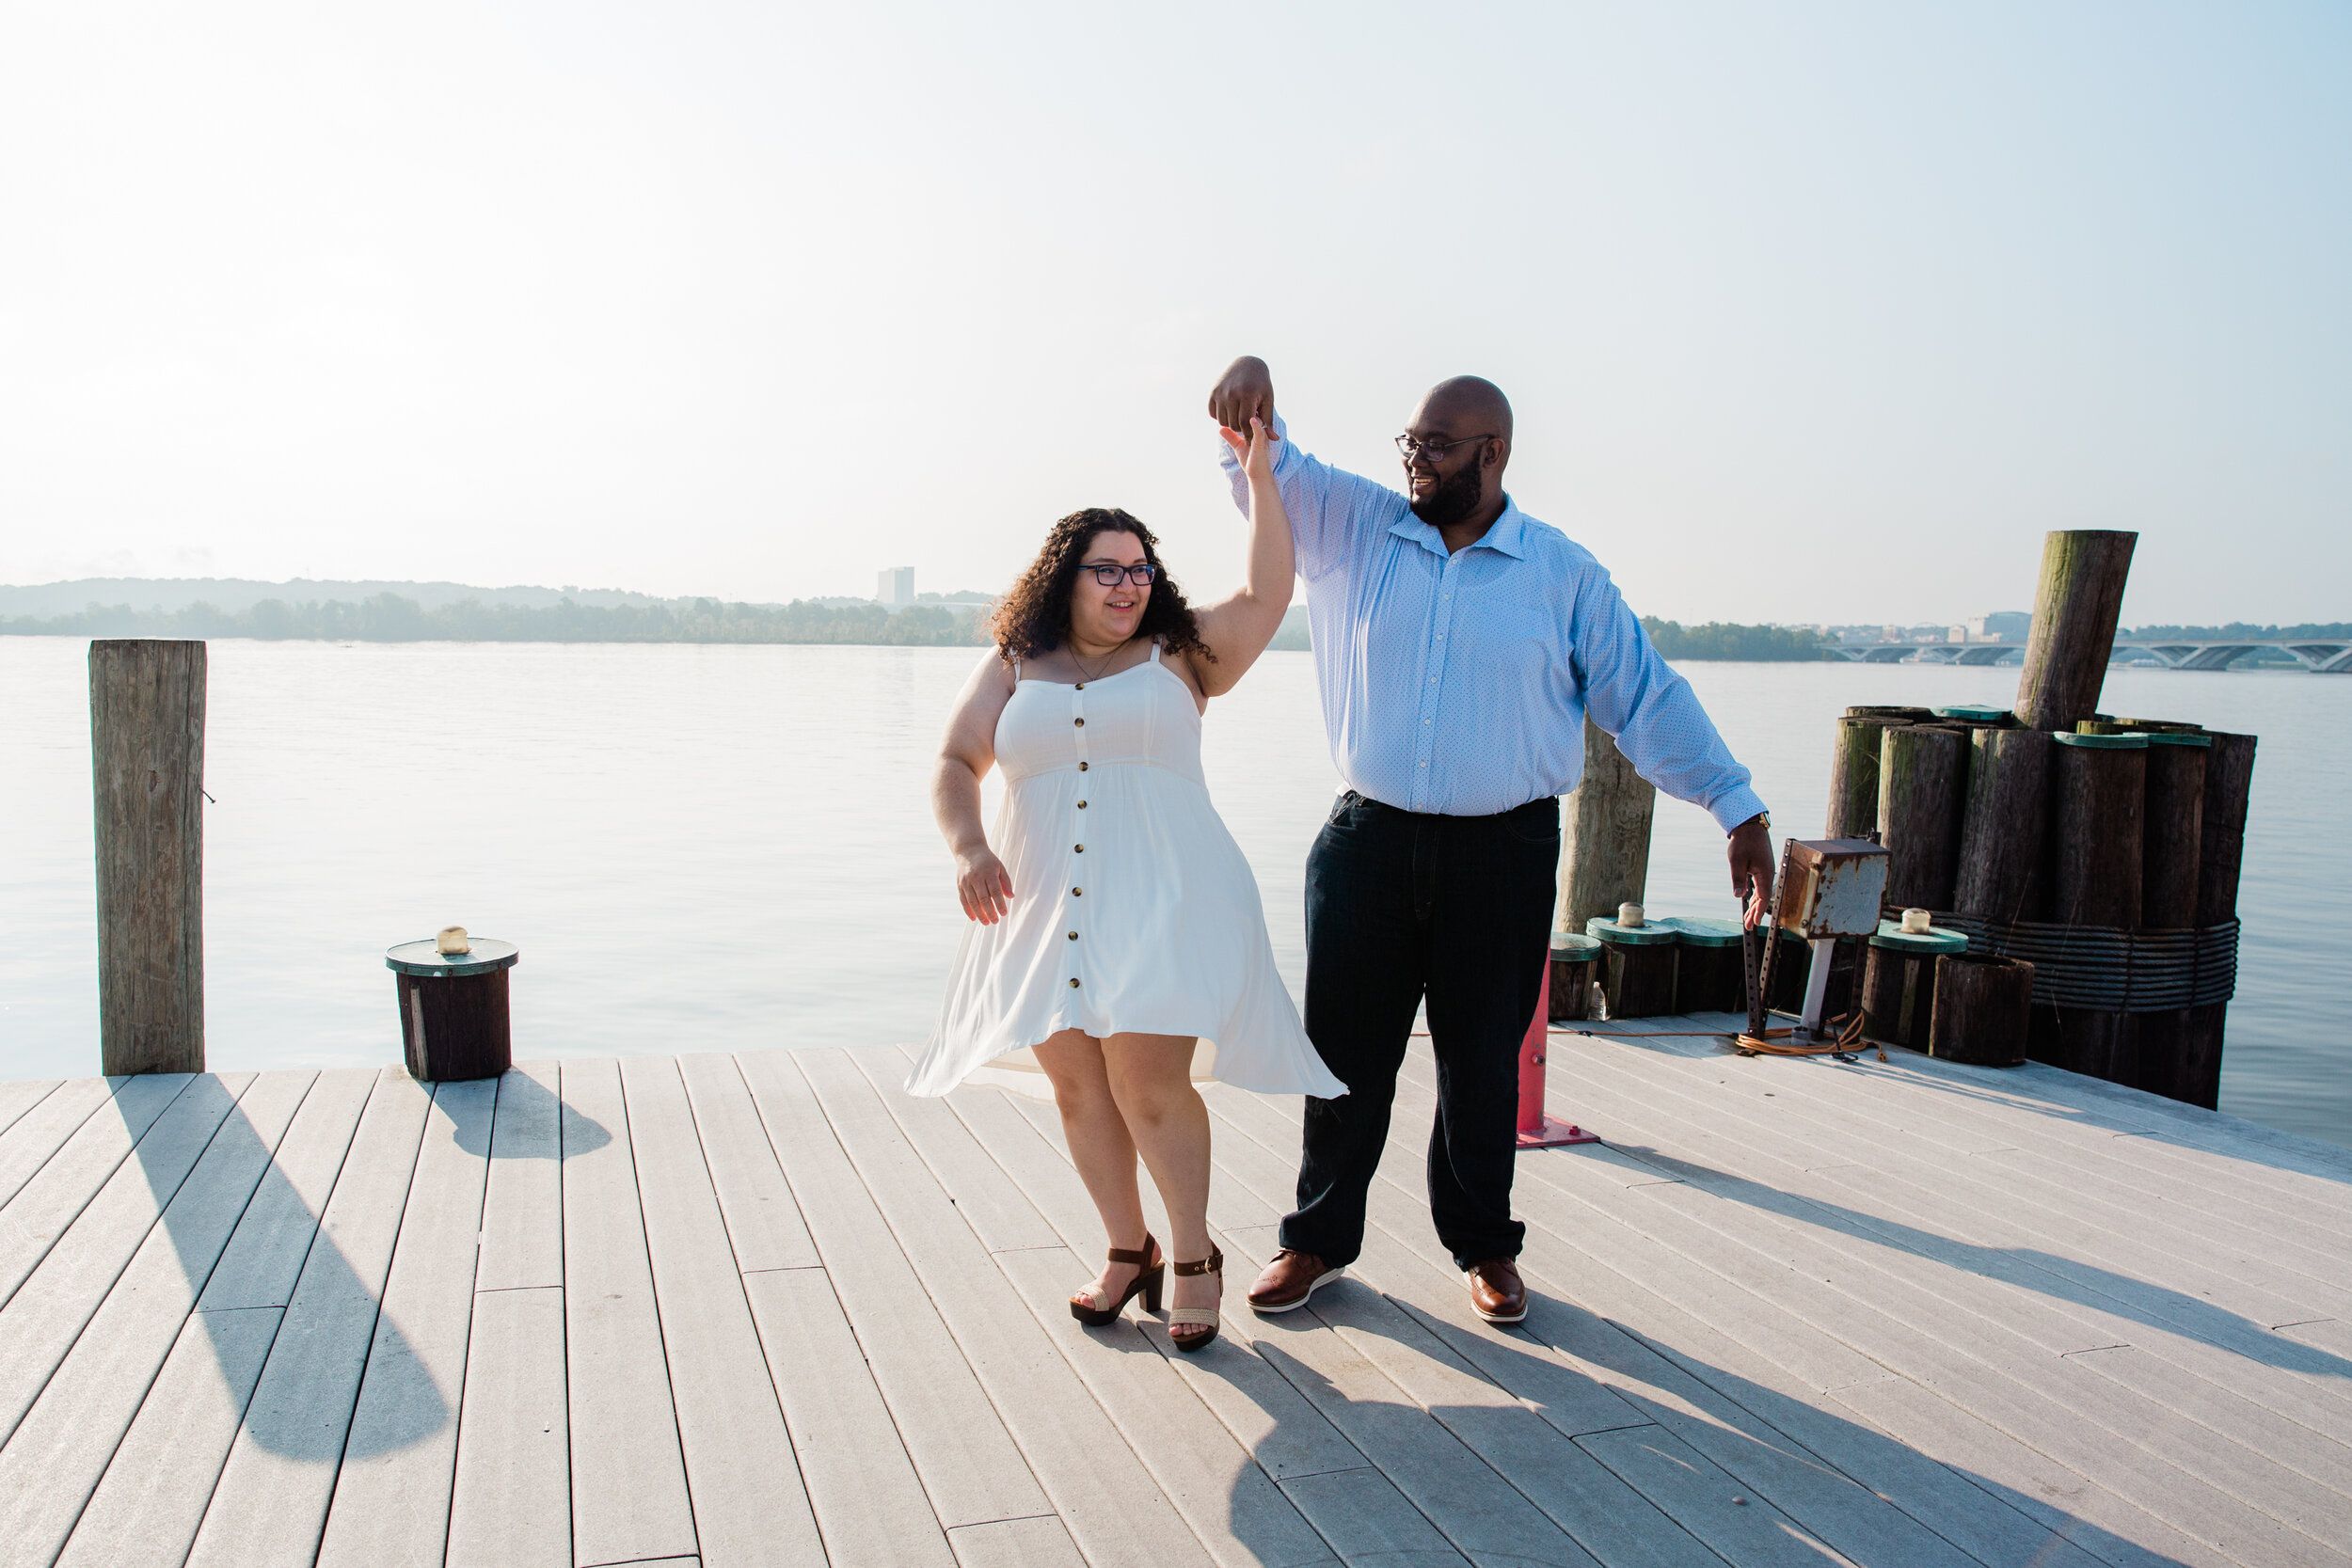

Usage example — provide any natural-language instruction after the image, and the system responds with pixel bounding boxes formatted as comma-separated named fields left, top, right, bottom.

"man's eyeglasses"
left=1083, top=562, right=1160, bottom=587
left=1394, top=433, right=1498, bottom=461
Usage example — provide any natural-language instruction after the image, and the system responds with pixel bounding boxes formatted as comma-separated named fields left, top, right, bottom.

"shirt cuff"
left=1708, top=786, right=1770, bottom=835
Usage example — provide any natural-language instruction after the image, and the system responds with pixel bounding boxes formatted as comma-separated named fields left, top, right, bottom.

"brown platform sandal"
left=1071, top=1235, right=1162, bottom=1326
left=1167, top=1245, right=1223, bottom=1353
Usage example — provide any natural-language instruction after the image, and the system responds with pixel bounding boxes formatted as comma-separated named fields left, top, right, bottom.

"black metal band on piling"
left=90, top=639, right=207, bottom=1076
left=2034, top=732, right=2147, bottom=1079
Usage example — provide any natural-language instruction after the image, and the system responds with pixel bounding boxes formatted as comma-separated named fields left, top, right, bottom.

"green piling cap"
left=2055, top=731, right=2148, bottom=749
left=1549, top=931, right=1602, bottom=961
left=1932, top=705, right=2012, bottom=724
left=1868, top=920, right=1969, bottom=954
left=1585, top=915, right=1675, bottom=946
left=1660, top=916, right=1744, bottom=947
left=2146, top=731, right=2213, bottom=748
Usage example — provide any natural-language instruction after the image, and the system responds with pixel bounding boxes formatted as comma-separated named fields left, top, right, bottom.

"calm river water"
left=2, top=639, right=2344, bottom=1149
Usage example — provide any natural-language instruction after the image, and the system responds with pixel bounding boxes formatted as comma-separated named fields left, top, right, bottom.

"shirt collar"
left=1388, top=496, right=1528, bottom=560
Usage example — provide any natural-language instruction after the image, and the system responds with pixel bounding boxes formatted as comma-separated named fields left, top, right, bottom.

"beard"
left=1408, top=461, right=1485, bottom=529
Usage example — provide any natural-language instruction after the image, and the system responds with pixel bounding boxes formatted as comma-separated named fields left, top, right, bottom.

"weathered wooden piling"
left=1862, top=922, right=1967, bottom=1049
left=2013, top=530, right=2137, bottom=731
left=1827, top=711, right=1918, bottom=840
left=2131, top=733, right=2209, bottom=1099
left=1953, top=726, right=2054, bottom=923
left=1548, top=932, right=1601, bottom=1022
left=2034, top=732, right=2147, bottom=1078
left=89, top=640, right=207, bottom=1075
left=1557, top=715, right=1655, bottom=936
left=1879, top=724, right=1968, bottom=911
left=1587, top=914, right=1677, bottom=1019
left=2178, top=732, right=2257, bottom=1108
left=1929, top=954, right=2034, bottom=1066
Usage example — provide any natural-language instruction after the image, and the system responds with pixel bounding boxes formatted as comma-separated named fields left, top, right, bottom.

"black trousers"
left=1280, top=790, right=1559, bottom=1272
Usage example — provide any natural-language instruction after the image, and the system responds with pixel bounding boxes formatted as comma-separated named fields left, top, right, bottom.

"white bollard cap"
left=1618, top=902, right=1645, bottom=928
left=1899, top=908, right=1931, bottom=935
left=437, top=926, right=471, bottom=956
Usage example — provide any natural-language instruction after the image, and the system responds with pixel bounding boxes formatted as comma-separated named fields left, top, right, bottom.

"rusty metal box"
left=1774, top=839, right=1891, bottom=939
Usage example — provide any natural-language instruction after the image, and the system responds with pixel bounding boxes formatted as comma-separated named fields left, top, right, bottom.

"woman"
left=906, top=417, right=1343, bottom=1352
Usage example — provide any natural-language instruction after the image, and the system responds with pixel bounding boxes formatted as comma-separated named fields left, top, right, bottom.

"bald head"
left=1414, top=375, right=1513, bottom=444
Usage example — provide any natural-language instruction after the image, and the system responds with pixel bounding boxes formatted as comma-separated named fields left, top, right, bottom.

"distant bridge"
left=1824, top=638, right=2352, bottom=672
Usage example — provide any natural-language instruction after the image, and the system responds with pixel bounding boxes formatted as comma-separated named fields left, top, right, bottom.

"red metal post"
left=1518, top=955, right=1598, bottom=1148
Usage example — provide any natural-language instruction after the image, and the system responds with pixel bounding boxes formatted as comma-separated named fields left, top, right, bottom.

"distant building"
left=876, top=566, right=914, bottom=607
left=1968, top=610, right=2032, bottom=641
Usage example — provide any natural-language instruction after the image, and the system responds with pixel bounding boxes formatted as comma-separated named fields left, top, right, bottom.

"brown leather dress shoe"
left=1247, top=1249, right=1344, bottom=1314
left=1466, top=1257, right=1527, bottom=1324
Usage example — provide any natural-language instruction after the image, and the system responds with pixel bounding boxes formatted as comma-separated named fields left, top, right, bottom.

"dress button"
left=1078, top=761, right=1089, bottom=771
left=1077, top=800, right=1088, bottom=809
left=1074, top=844, right=1085, bottom=853
left=1069, top=977, right=1081, bottom=989
left=1073, top=887, right=1083, bottom=895
left=1074, top=717, right=1086, bottom=727
left=1068, top=931, right=1078, bottom=941
left=1074, top=682, right=1085, bottom=690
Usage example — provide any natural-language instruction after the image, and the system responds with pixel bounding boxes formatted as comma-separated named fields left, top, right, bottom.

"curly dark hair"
left=990, top=507, right=1213, bottom=664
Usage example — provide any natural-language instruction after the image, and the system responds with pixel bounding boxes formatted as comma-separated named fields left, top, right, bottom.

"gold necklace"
left=1069, top=640, right=1129, bottom=686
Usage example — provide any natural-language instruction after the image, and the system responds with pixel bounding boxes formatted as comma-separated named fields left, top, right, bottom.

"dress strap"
left=1149, top=640, right=1163, bottom=665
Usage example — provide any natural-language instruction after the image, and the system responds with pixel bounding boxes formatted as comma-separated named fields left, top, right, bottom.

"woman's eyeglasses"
left=1083, top=563, right=1159, bottom=587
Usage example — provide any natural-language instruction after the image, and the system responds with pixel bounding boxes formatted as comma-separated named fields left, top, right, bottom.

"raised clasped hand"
left=1217, top=415, right=1279, bottom=482
left=956, top=847, right=1014, bottom=925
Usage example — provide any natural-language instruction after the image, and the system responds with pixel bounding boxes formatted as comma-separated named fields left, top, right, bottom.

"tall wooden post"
left=90, top=640, right=207, bottom=1075
left=2179, top=732, right=2257, bottom=1109
left=2133, top=736, right=2208, bottom=1100
left=2014, top=531, right=2137, bottom=731
left=1953, top=726, right=2054, bottom=923
left=1556, top=715, right=1655, bottom=936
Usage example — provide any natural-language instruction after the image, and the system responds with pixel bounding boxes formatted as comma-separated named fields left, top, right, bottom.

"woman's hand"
left=956, top=847, right=1014, bottom=924
left=1218, top=415, right=1279, bottom=483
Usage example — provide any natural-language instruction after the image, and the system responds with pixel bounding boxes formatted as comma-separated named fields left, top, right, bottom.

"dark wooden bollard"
left=1828, top=707, right=1933, bottom=839
left=1862, top=920, right=1967, bottom=1049
left=1556, top=716, right=1656, bottom=936
left=2133, top=733, right=2210, bottom=1099
left=90, top=639, right=208, bottom=1076
left=1929, top=954, right=2034, bottom=1065
left=2179, top=732, right=2258, bottom=1109
left=1586, top=915, right=1677, bottom=1019
left=1954, top=727, right=2054, bottom=924
left=388, top=939, right=519, bottom=1081
left=1665, top=918, right=1745, bottom=1014
left=2014, top=530, right=2137, bottom=732
left=2035, top=732, right=2147, bottom=1079
left=1549, top=933, right=1601, bottom=1022
left=1879, top=724, right=1969, bottom=911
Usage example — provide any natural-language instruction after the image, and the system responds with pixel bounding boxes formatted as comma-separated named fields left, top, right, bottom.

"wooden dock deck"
left=2, top=1017, right=2348, bottom=1568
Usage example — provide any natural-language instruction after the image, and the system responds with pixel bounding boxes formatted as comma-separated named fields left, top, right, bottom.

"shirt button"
left=1425, top=718, right=1432, bottom=725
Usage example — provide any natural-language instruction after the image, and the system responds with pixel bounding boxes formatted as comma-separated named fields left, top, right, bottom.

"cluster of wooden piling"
left=1820, top=531, right=2257, bottom=1106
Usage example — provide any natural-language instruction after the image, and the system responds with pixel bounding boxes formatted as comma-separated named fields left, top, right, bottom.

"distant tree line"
left=1640, top=617, right=1831, bottom=661
left=0, top=594, right=994, bottom=646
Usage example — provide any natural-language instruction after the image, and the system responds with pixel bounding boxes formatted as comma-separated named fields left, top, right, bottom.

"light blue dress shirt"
left=1222, top=417, right=1768, bottom=831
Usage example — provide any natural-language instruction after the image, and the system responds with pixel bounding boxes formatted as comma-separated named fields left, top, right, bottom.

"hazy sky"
left=5, top=2, right=2346, bottom=623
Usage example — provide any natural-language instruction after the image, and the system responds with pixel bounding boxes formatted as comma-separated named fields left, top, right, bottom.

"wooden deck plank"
left=1209, top=1082, right=2146, bottom=1568
left=946, top=1514, right=1089, bottom=1568
left=1548, top=1038, right=2352, bottom=1457
left=184, top=1068, right=434, bottom=1568
left=734, top=1049, right=1054, bottom=1532
left=556, top=1057, right=698, bottom=1568
left=0, top=1072, right=247, bottom=1449
left=446, top=1285, right=570, bottom=1568
left=0, top=1073, right=194, bottom=1310
left=0, top=1081, right=60, bottom=1148
left=675, top=1053, right=818, bottom=1273
left=476, top=1061, right=563, bottom=1292
left=0, top=1078, right=108, bottom=1212
left=316, top=1077, right=497, bottom=1568
left=620, top=1053, right=823, bottom=1568
left=197, top=1067, right=379, bottom=1311
left=1274, top=1466, right=1471, bottom=1568
left=740, top=1265, right=957, bottom=1568
left=1436, top=1059, right=2341, bottom=1567
left=794, top=1048, right=1215, bottom=1568
left=0, top=1069, right=310, bottom=1566
left=992, top=1244, right=1342, bottom=1568
left=53, top=1306, right=282, bottom=1568
left=849, top=1045, right=1064, bottom=1254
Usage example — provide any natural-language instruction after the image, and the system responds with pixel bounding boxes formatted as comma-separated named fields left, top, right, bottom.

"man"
left=1209, top=356, right=1773, bottom=1324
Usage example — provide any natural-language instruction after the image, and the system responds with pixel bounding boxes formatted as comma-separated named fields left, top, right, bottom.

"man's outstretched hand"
left=1209, top=356, right=1276, bottom=433
left=1729, top=814, right=1775, bottom=929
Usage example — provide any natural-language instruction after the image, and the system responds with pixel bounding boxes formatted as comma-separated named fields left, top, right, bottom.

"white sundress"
left=906, top=642, right=1345, bottom=1100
